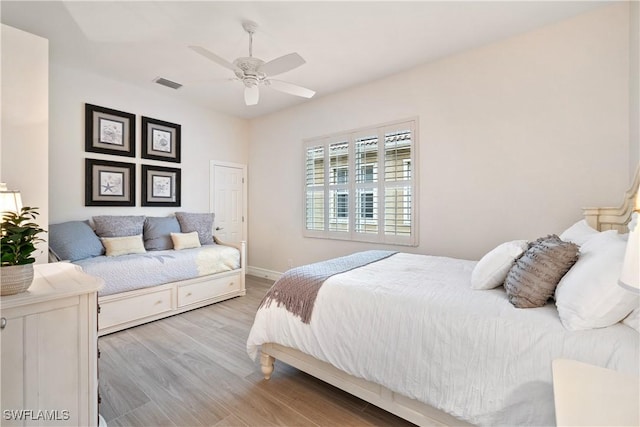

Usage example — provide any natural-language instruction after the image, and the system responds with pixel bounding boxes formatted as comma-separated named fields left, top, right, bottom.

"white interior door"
left=210, top=161, right=246, bottom=245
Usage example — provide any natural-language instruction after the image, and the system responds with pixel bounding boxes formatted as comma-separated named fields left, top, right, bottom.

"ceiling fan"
left=189, top=21, right=315, bottom=106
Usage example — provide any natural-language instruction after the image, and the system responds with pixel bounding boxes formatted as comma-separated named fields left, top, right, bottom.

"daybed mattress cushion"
left=75, top=244, right=240, bottom=296
left=247, top=252, right=639, bottom=427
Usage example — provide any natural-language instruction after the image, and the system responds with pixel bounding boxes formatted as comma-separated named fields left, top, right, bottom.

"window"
left=303, top=119, right=417, bottom=246
left=332, top=167, right=348, bottom=184
left=359, top=191, right=374, bottom=219
left=335, top=191, right=348, bottom=219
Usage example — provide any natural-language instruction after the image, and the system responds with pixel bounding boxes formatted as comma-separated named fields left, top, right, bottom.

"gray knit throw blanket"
left=259, top=250, right=397, bottom=324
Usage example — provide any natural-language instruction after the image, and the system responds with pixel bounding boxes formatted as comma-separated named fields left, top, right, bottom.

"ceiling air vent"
left=153, top=77, right=182, bottom=90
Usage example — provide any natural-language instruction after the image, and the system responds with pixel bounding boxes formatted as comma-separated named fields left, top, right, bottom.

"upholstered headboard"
left=583, top=169, right=640, bottom=232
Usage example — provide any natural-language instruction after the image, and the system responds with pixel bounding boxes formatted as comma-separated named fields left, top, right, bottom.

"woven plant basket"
left=0, top=264, right=34, bottom=296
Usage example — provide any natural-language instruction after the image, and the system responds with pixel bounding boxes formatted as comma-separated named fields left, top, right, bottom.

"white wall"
left=1, top=24, right=49, bottom=264
left=630, top=0, right=639, bottom=178
left=48, top=64, right=249, bottom=223
left=247, top=3, right=631, bottom=273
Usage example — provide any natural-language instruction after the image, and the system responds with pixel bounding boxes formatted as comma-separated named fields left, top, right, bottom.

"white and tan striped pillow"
left=504, top=235, right=579, bottom=308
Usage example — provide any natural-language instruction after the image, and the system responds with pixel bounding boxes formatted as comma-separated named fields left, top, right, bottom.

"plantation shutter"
left=303, top=119, right=417, bottom=246
left=305, top=145, right=324, bottom=231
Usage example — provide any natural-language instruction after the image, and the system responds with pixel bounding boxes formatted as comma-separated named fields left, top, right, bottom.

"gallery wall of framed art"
left=84, top=103, right=182, bottom=207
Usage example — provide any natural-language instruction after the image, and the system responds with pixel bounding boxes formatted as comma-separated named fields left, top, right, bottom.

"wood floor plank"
left=106, top=401, right=177, bottom=427
left=160, top=313, right=259, bottom=378
left=101, top=329, right=231, bottom=426
left=247, top=369, right=380, bottom=426
left=125, top=317, right=206, bottom=361
left=97, top=349, right=150, bottom=421
left=170, top=349, right=319, bottom=427
left=213, top=414, right=250, bottom=427
left=99, top=275, right=416, bottom=426
left=124, top=352, right=231, bottom=426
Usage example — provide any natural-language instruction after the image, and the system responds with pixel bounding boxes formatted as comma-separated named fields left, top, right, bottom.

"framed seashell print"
left=141, top=116, right=181, bottom=163
left=85, top=103, right=135, bottom=157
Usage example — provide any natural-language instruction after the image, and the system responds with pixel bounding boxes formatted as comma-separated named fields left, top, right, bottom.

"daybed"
left=247, top=174, right=640, bottom=427
left=49, top=213, right=246, bottom=336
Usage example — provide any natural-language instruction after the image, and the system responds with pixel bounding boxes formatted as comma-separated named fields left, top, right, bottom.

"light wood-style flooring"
left=98, top=275, right=415, bottom=426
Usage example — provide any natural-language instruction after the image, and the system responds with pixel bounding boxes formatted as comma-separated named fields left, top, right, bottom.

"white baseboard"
left=247, top=266, right=283, bottom=282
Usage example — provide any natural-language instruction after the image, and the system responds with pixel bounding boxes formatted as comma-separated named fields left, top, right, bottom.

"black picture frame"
left=141, top=164, right=181, bottom=207
left=85, top=158, right=136, bottom=206
left=141, top=116, right=181, bottom=163
left=85, top=104, right=136, bottom=157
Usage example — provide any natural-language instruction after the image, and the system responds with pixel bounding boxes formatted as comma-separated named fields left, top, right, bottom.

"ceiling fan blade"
left=244, top=85, right=259, bottom=106
left=188, top=46, right=240, bottom=73
left=259, top=53, right=306, bottom=77
left=267, top=79, right=315, bottom=99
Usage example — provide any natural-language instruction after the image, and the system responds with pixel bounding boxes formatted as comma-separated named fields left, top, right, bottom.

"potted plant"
left=1, top=206, right=46, bottom=295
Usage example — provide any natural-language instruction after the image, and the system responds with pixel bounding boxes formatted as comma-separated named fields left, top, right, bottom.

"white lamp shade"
left=619, top=211, right=640, bottom=293
left=0, top=183, right=23, bottom=214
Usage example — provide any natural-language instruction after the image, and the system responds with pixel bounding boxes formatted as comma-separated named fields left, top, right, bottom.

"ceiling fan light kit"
left=189, top=20, right=315, bottom=106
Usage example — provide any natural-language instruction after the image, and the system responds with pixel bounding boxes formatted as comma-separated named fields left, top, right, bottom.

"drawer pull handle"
left=0, top=317, right=6, bottom=330
left=155, top=300, right=162, bottom=305
left=229, top=282, right=234, bottom=287
left=186, top=292, right=192, bottom=297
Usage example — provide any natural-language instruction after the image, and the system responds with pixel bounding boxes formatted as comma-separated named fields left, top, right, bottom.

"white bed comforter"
left=247, top=253, right=639, bottom=426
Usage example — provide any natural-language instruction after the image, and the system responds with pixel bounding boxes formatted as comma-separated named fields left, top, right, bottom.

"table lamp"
left=0, top=183, right=22, bottom=214
left=619, top=193, right=639, bottom=294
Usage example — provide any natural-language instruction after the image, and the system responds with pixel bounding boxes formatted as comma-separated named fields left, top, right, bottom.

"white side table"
left=552, top=358, right=640, bottom=426
left=1, top=262, right=103, bottom=426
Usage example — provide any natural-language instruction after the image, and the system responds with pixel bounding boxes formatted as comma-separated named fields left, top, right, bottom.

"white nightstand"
left=552, top=359, right=640, bottom=426
left=0, top=263, right=103, bottom=426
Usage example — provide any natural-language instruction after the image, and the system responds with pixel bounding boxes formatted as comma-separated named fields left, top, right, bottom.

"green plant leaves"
left=0, top=206, right=46, bottom=266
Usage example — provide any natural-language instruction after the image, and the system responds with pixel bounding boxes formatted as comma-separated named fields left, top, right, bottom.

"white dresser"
left=1, top=263, right=103, bottom=426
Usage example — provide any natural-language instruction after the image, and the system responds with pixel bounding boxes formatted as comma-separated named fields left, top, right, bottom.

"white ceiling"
left=1, top=1, right=609, bottom=119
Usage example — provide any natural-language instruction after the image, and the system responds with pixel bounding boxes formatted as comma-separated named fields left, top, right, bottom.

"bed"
left=48, top=214, right=246, bottom=335
left=246, top=173, right=640, bottom=427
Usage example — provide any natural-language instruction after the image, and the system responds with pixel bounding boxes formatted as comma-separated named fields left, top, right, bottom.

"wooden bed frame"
left=98, top=239, right=246, bottom=336
left=584, top=170, right=639, bottom=233
left=259, top=170, right=639, bottom=427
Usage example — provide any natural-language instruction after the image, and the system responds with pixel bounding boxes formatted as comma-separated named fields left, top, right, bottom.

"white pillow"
left=559, top=219, right=599, bottom=245
left=171, top=231, right=201, bottom=250
left=623, top=308, right=640, bottom=333
left=101, top=234, right=146, bottom=257
left=471, top=240, right=529, bottom=290
left=555, top=231, right=639, bottom=330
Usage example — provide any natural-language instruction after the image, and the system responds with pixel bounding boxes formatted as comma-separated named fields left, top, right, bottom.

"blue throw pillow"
left=143, top=216, right=181, bottom=250
left=49, top=221, right=104, bottom=261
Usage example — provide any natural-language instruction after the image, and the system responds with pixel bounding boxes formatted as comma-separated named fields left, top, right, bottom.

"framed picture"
left=141, top=116, right=181, bottom=163
left=85, top=104, right=135, bottom=157
left=85, top=159, right=135, bottom=206
left=141, top=165, right=181, bottom=207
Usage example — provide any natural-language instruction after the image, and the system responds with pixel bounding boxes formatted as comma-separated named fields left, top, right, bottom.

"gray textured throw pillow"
left=143, top=216, right=181, bottom=250
left=93, top=215, right=146, bottom=238
left=49, top=221, right=104, bottom=261
left=504, top=235, right=579, bottom=308
left=175, top=212, right=215, bottom=245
